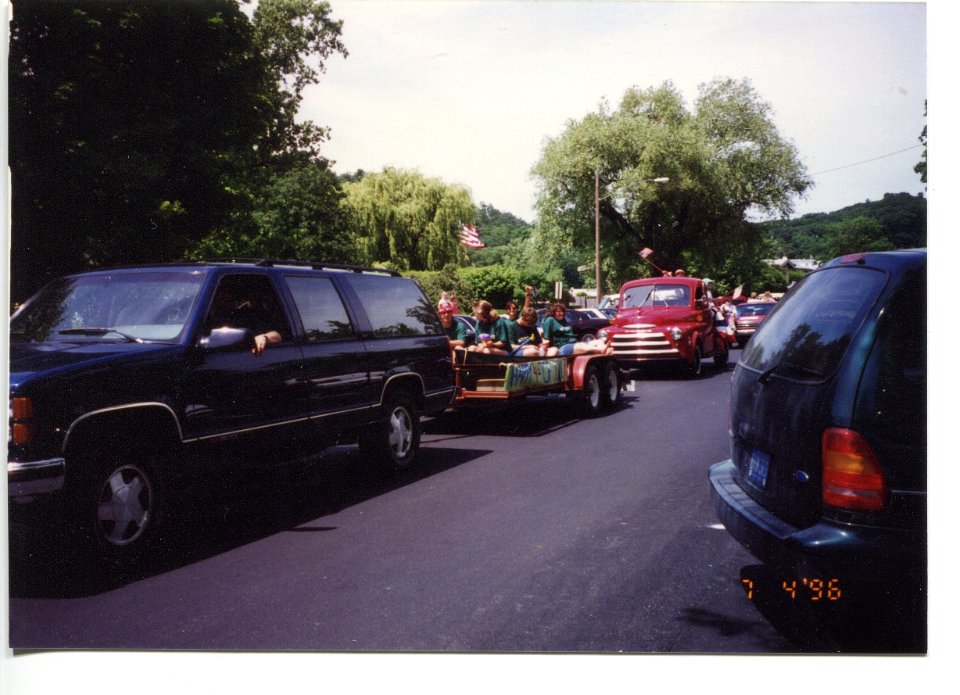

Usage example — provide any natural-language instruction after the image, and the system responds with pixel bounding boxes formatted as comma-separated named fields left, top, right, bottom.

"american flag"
left=459, top=223, right=485, bottom=248
left=638, top=247, right=654, bottom=259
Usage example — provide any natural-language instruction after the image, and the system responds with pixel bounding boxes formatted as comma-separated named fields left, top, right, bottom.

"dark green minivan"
left=709, top=249, right=926, bottom=651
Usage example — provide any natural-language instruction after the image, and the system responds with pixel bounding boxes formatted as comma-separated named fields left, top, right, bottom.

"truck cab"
left=598, top=276, right=729, bottom=377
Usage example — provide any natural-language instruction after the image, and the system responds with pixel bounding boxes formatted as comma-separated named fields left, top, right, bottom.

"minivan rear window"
left=739, top=266, right=887, bottom=381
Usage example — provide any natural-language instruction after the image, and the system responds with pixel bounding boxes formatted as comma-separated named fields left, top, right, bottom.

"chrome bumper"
left=8, top=457, right=66, bottom=497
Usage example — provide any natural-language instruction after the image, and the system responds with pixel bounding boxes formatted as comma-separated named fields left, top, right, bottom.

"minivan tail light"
left=822, top=427, right=885, bottom=511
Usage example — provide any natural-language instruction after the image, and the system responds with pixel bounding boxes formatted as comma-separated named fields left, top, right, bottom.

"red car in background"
left=733, top=301, right=777, bottom=347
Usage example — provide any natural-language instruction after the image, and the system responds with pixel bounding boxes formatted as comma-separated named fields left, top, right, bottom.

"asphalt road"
left=10, top=353, right=815, bottom=653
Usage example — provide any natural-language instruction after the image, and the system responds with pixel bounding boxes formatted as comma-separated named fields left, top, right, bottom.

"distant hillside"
left=760, top=192, right=926, bottom=260
left=468, top=202, right=534, bottom=265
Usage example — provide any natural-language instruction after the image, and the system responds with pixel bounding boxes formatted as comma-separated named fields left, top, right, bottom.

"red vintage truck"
left=597, top=276, right=731, bottom=377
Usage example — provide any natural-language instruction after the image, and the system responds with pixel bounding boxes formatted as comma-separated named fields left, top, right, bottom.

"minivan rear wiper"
left=758, top=359, right=823, bottom=384
left=59, top=328, right=144, bottom=343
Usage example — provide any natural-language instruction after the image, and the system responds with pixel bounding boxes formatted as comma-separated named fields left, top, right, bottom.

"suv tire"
left=70, top=445, right=166, bottom=564
left=360, top=395, right=421, bottom=469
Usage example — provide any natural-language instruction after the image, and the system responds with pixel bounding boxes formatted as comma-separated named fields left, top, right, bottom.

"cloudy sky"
left=303, top=0, right=928, bottom=223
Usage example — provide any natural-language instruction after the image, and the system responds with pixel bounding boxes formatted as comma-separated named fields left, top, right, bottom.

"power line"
left=811, top=145, right=923, bottom=176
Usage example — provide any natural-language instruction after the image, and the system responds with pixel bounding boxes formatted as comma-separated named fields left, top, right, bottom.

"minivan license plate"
left=746, top=448, right=771, bottom=489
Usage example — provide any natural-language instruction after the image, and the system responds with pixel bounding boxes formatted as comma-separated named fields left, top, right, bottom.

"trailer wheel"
left=601, top=362, right=622, bottom=409
left=580, top=364, right=604, bottom=417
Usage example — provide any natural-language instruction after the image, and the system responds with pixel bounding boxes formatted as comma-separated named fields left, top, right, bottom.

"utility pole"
left=595, top=170, right=601, bottom=306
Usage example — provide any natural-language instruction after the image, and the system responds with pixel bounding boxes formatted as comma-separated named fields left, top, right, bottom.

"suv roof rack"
left=204, top=258, right=401, bottom=276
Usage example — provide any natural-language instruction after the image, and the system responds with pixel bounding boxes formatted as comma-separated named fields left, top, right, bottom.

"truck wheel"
left=360, top=395, right=421, bottom=469
left=71, top=447, right=166, bottom=564
left=714, top=342, right=729, bottom=370
left=684, top=343, right=703, bottom=379
left=601, top=361, right=622, bottom=409
left=580, top=364, right=604, bottom=417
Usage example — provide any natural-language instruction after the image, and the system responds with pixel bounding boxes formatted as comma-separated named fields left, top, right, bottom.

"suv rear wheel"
left=360, top=395, right=421, bottom=469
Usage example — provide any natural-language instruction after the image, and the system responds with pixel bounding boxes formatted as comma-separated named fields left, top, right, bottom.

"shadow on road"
left=738, top=565, right=926, bottom=654
left=8, top=444, right=489, bottom=599
left=424, top=395, right=634, bottom=440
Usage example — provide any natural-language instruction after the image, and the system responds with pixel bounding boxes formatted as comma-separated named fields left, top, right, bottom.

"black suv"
left=709, top=249, right=926, bottom=649
left=9, top=261, right=455, bottom=562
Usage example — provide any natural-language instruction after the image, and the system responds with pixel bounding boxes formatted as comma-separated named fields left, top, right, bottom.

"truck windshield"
left=622, top=284, right=690, bottom=308
left=11, top=271, right=205, bottom=343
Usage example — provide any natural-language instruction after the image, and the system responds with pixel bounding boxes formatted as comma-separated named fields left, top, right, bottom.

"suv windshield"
left=739, top=266, right=887, bottom=380
left=11, top=271, right=205, bottom=343
left=622, top=284, right=690, bottom=308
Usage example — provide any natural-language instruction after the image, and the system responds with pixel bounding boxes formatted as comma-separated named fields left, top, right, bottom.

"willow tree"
left=343, top=168, right=476, bottom=271
left=531, top=78, right=812, bottom=291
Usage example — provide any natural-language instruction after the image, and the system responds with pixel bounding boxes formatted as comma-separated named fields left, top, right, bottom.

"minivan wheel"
left=360, top=396, right=421, bottom=469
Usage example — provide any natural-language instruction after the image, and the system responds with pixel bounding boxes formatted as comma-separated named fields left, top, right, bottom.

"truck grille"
left=609, top=324, right=679, bottom=359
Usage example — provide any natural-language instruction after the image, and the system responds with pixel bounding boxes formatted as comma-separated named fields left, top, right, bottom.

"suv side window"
left=205, top=274, right=291, bottom=340
left=285, top=276, right=355, bottom=342
left=346, top=274, right=442, bottom=338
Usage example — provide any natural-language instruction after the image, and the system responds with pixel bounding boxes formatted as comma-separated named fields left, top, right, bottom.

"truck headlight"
left=669, top=327, right=683, bottom=342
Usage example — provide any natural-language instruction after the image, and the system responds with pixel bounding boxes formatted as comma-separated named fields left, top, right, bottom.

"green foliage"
left=531, top=79, right=811, bottom=294
left=8, top=0, right=348, bottom=302
left=192, top=162, right=356, bottom=262
left=249, top=0, right=347, bottom=165
left=10, top=0, right=260, bottom=299
left=823, top=216, right=894, bottom=258
left=915, top=101, right=927, bottom=185
left=458, top=265, right=524, bottom=308
left=762, top=193, right=926, bottom=259
left=342, top=168, right=476, bottom=271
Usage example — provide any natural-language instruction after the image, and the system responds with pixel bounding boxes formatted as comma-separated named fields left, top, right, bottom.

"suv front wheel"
left=69, top=446, right=166, bottom=563
left=360, top=395, right=422, bottom=469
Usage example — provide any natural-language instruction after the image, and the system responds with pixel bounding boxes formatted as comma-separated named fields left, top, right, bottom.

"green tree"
left=9, top=0, right=348, bottom=302
left=343, top=168, right=476, bottom=271
left=192, top=161, right=355, bottom=262
left=458, top=265, right=523, bottom=309
left=914, top=100, right=927, bottom=185
left=247, top=0, right=347, bottom=166
left=531, top=79, right=811, bottom=293
left=823, top=216, right=894, bottom=258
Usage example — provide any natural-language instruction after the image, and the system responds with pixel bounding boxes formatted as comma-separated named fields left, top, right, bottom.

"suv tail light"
left=822, top=427, right=886, bottom=511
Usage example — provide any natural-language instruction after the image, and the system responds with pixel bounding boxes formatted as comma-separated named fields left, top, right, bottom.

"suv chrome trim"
left=63, top=402, right=185, bottom=450
left=8, top=457, right=66, bottom=496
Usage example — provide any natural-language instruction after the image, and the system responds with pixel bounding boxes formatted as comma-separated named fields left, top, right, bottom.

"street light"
left=595, top=173, right=669, bottom=304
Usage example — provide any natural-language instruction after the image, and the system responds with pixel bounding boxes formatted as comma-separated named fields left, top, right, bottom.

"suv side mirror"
left=199, top=327, right=254, bottom=351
